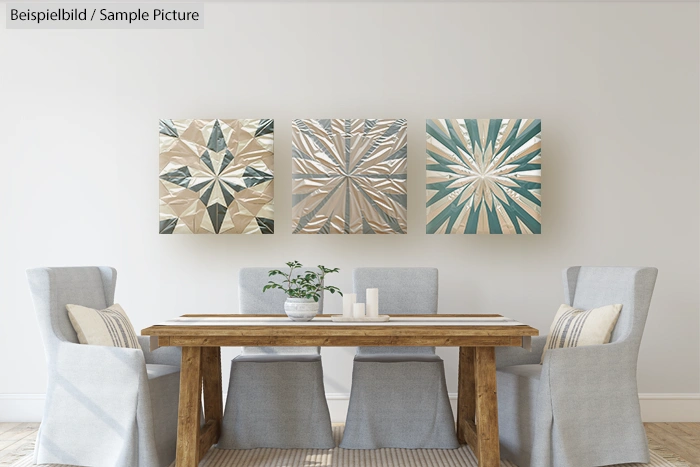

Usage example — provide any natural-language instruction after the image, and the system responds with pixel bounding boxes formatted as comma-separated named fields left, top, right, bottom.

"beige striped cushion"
left=541, top=303, right=622, bottom=363
left=66, top=303, right=140, bottom=349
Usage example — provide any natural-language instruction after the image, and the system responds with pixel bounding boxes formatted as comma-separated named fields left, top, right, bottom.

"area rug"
left=10, top=426, right=691, bottom=467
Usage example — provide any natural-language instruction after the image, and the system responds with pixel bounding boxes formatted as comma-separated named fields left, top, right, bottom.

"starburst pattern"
left=159, top=119, right=274, bottom=234
left=292, top=119, right=407, bottom=234
left=426, top=119, right=541, bottom=234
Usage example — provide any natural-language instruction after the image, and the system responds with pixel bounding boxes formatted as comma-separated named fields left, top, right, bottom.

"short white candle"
left=342, top=293, right=357, bottom=318
left=366, top=288, right=379, bottom=318
left=353, top=303, right=366, bottom=319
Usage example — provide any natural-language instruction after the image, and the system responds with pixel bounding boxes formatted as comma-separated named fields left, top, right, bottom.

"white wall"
left=0, top=1, right=698, bottom=421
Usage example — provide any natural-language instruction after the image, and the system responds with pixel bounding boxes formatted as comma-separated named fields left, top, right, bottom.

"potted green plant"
left=263, top=261, right=342, bottom=321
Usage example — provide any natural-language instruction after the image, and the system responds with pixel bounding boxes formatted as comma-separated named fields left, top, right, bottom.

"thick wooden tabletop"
left=141, top=314, right=538, bottom=348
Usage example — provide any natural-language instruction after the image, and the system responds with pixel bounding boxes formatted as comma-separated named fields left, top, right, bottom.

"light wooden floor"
left=0, top=422, right=698, bottom=466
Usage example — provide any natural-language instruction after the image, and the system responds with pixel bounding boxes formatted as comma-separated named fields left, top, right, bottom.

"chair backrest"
left=353, top=267, right=438, bottom=356
left=353, top=267, right=438, bottom=315
left=563, top=266, right=657, bottom=349
left=239, top=267, right=322, bottom=355
left=26, top=267, right=117, bottom=358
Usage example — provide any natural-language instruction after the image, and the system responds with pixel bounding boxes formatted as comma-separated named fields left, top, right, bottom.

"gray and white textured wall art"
left=291, top=119, right=408, bottom=234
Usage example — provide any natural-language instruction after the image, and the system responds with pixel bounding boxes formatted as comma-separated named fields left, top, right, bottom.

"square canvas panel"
left=292, top=119, right=408, bottom=234
left=426, top=119, right=541, bottom=234
left=159, top=119, right=274, bottom=234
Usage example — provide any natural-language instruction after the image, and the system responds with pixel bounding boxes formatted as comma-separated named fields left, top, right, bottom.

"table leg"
left=457, top=347, right=476, bottom=446
left=199, top=347, right=223, bottom=461
left=458, top=346, right=500, bottom=466
left=176, top=346, right=203, bottom=467
left=474, top=346, right=500, bottom=467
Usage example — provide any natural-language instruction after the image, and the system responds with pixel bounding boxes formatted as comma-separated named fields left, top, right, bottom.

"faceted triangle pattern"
left=159, top=119, right=274, bottom=234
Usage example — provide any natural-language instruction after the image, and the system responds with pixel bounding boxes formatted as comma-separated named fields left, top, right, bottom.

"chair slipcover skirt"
left=496, top=364, right=542, bottom=467
left=497, top=359, right=650, bottom=467
left=341, top=268, right=458, bottom=450
left=340, top=355, right=459, bottom=450
left=218, top=354, right=334, bottom=450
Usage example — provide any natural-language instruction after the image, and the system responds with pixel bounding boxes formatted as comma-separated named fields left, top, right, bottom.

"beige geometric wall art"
left=426, top=119, right=541, bottom=234
left=292, top=119, right=408, bottom=234
left=159, top=119, right=274, bottom=234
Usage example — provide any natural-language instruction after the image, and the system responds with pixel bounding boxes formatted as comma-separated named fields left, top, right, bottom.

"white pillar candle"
left=366, top=288, right=379, bottom=318
left=353, top=303, right=366, bottom=319
left=342, top=293, right=357, bottom=318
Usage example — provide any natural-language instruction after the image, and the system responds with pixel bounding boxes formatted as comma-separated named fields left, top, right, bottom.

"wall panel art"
left=426, top=119, right=541, bottom=234
left=292, top=119, right=407, bottom=234
left=159, top=119, right=274, bottom=234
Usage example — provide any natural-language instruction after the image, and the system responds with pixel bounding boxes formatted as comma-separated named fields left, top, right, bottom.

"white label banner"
left=6, top=3, right=204, bottom=29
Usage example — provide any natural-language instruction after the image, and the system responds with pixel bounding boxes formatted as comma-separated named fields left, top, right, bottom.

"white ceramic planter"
left=284, top=297, right=319, bottom=321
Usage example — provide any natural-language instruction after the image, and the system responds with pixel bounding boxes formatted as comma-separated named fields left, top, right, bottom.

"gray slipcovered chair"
left=26, top=266, right=181, bottom=467
left=340, top=267, right=459, bottom=449
left=218, top=267, right=334, bottom=449
left=495, top=266, right=658, bottom=467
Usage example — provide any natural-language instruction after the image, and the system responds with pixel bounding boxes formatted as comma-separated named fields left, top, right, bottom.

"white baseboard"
left=2, top=393, right=699, bottom=423
left=638, top=393, right=700, bottom=422
left=326, top=393, right=352, bottom=423
left=0, top=394, right=45, bottom=422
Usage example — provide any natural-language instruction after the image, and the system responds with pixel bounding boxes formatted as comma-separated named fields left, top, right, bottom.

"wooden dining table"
left=141, top=314, right=538, bottom=467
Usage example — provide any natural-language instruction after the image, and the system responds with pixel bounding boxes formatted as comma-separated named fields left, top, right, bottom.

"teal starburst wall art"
left=426, top=119, right=541, bottom=234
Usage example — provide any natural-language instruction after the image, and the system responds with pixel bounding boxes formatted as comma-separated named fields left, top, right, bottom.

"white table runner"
left=156, top=316, right=527, bottom=327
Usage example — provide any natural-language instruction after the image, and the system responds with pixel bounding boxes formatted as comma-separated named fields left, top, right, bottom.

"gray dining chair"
left=495, top=266, right=658, bottom=467
left=26, top=266, right=181, bottom=467
left=217, top=267, right=334, bottom=449
left=340, top=267, right=459, bottom=449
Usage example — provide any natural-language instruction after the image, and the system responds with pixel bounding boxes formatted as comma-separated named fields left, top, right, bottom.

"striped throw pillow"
left=66, top=303, right=140, bottom=349
left=541, top=303, right=622, bottom=363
